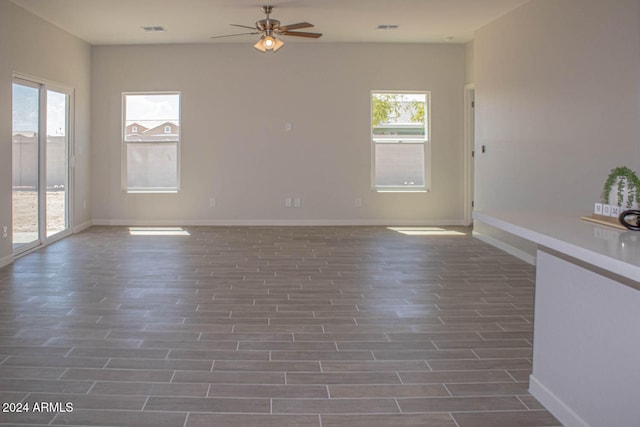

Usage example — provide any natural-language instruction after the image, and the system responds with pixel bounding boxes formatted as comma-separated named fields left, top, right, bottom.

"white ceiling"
left=10, top=0, right=530, bottom=46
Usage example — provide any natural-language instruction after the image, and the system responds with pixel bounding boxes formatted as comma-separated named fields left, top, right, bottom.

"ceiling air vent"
left=142, top=26, right=166, bottom=32
left=377, top=25, right=399, bottom=31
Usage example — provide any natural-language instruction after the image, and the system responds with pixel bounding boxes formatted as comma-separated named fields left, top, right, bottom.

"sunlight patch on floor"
left=129, top=227, right=191, bottom=236
left=388, top=227, right=467, bottom=236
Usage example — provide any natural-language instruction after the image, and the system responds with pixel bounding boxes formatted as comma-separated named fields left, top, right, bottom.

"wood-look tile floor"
left=0, top=226, right=562, bottom=427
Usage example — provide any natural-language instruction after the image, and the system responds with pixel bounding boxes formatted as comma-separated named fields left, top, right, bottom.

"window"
left=123, top=92, right=180, bottom=192
left=371, top=91, right=430, bottom=192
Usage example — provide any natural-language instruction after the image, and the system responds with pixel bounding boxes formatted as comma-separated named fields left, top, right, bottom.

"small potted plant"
left=602, top=166, right=640, bottom=209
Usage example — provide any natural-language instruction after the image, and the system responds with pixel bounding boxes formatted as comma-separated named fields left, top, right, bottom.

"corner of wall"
left=464, top=40, right=475, bottom=85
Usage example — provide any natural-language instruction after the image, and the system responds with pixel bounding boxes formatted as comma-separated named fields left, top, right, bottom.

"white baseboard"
left=529, top=375, right=591, bottom=427
left=473, top=230, right=537, bottom=265
left=0, top=254, right=13, bottom=269
left=73, top=220, right=93, bottom=233
left=92, top=218, right=469, bottom=227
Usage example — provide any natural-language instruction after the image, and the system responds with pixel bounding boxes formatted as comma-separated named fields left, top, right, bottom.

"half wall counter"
left=473, top=211, right=640, bottom=427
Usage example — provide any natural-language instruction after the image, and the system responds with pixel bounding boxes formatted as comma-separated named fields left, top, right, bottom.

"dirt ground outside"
left=12, top=190, right=66, bottom=245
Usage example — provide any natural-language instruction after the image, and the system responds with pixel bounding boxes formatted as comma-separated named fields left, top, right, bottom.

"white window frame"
left=122, top=91, right=181, bottom=193
left=370, top=90, right=431, bottom=193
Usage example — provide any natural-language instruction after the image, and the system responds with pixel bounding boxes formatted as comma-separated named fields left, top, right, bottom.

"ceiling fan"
left=210, top=5, right=322, bottom=52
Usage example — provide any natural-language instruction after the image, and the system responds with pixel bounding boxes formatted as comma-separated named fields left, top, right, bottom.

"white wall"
left=0, top=0, right=91, bottom=266
left=474, top=0, right=640, bottom=215
left=472, top=0, right=640, bottom=260
left=91, top=43, right=466, bottom=225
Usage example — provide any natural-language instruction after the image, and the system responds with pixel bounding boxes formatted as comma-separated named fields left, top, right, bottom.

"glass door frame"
left=12, top=73, right=74, bottom=255
left=44, top=84, right=74, bottom=244
left=12, top=77, right=43, bottom=254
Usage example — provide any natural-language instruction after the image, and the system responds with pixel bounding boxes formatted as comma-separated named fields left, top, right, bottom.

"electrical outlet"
left=285, top=198, right=292, bottom=208
left=2, top=226, right=7, bottom=239
left=355, top=198, right=362, bottom=207
left=210, top=197, right=216, bottom=208
left=294, top=198, right=301, bottom=208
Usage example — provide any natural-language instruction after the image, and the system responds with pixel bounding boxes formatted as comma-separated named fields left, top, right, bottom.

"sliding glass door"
left=12, top=81, right=41, bottom=251
left=46, top=89, right=70, bottom=238
left=12, top=77, right=72, bottom=254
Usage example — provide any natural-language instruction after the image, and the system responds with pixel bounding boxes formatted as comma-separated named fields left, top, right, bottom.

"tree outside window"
left=371, top=91, right=429, bottom=192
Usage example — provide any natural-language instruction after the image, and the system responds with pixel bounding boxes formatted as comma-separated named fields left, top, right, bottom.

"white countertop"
left=473, top=211, right=640, bottom=283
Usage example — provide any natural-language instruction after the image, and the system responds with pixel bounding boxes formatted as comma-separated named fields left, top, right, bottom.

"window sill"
left=374, top=189, right=429, bottom=193
left=125, top=190, right=179, bottom=194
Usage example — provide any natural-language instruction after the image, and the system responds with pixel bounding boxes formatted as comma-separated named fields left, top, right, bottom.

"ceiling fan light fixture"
left=264, top=35, right=275, bottom=48
left=272, top=37, right=284, bottom=51
left=254, top=36, right=267, bottom=52
left=254, top=35, right=284, bottom=52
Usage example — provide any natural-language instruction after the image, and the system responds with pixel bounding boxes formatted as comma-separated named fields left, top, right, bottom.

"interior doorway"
left=463, top=84, right=475, bottom=226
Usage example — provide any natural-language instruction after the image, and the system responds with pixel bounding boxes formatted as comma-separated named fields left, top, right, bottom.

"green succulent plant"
left=602, top=166, right=640, bottom=208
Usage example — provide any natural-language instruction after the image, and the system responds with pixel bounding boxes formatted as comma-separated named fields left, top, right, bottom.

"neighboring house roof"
left=125, top=121, right=180, bottom=141
left=126, top=123, right=149, bottom=132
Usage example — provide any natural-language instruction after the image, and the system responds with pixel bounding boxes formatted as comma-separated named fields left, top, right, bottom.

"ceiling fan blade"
left=278, top=22, right=313, bottom=31
left=280, top=31, right=322, bottom=38
left=210, top=32, right=259, bottom=39
left=230, top=24, right=258, bottom=30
